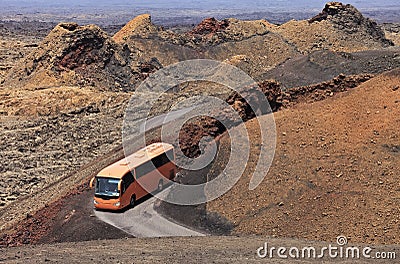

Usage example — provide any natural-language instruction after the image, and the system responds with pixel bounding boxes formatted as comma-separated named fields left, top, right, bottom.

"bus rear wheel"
left=130, top=195, right=136, bottom=208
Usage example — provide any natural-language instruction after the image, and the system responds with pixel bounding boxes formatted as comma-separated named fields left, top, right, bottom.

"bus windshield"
left=95, top=177, right=120, bottom=198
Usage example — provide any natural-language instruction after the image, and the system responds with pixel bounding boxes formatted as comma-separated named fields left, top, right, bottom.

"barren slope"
left=260, top=48, right=400, bottom=88
left=0, top=22, right=55, bottom=83
left=207, top=69, right=400, bottom=245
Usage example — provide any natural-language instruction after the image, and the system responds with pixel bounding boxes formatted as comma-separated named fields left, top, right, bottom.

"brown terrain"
left=208, top=69, right=400, bottom=245
left=1, top=236, right=399, bottom=263
left=0, top=1, right=400, bottom=262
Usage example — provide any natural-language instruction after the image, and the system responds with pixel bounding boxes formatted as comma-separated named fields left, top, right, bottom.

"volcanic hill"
left=269, top=2, right=394, bottom=53
left=3, top=22, right=161, bottom=91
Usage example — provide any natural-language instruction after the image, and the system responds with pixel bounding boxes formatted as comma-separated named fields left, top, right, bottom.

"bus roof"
left=97, top=142, right=174, bottom=178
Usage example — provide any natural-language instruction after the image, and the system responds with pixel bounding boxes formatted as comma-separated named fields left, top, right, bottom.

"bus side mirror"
left=89, top=177, right=95, bottom=188
left=118, top=181, right=122, bottom=192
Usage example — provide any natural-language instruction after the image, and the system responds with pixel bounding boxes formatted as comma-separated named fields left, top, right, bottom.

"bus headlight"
left=114, top=202, right=120, bottom=207
left=94, top=199, right=99, bottom=205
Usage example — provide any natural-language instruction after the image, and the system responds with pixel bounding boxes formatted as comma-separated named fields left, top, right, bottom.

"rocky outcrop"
left=226, top=80, right=282, bottom=119
left=4, top=22, right=160, bottom=91
left=170, top=73, right=373, bottom=158
left=186, top=17, right=274, bottom=46
left=226, top=73, right=375, bottom=117
left=113, top=14, right=162, bottom=42
left=309, top=2, right=393, bottom=46
left=280, top=73, right=374, bottom=106
left=268, top=2, right=394, bottom=53
left=190, top=17, right=230, bottom=36
left=382, top=23, right=400, bottom=46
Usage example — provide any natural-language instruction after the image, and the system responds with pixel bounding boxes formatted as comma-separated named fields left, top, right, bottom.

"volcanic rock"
left=280, top=73, right=374, bottom=107
left=4, top=23, right=145, bottom=91
left=113, top=14, right=162, bottom=43
left=189, top=17, right=230, bottom=36
left=186, top=17, right=274, bottom=46
left=226, top=80, right=282, bottom=118
left=270, top=2, right=393, bottom=53
left=309, top=2, right=393, bottom=46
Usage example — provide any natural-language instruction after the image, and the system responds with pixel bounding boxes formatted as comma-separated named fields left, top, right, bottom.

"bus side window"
left=136, top=161, right=154, bottom=178
left=122, top=172, right=134, bottom=191
left=136, top=149, right=174, bottom=179
left=151, top=151, right=172, bottom=169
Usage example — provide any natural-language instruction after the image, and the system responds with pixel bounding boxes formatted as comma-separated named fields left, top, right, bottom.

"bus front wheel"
left=130, top=195, right=136, bottom=208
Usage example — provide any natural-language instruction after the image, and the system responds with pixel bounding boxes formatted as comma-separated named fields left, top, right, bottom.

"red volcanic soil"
left=0, top=72, right=376, bottom=247
left=1, top=182, right=132, bottom=247
left=207, top=69, right=400, bottom=245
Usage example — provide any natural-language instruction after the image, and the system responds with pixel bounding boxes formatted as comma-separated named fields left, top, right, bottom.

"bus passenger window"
left=136, top=162, right=154, bottom=178
left=122, top=172, right=134, bottom=189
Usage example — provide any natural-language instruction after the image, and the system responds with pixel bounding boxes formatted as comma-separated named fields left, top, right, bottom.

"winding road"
left=94, top=188, right=205, bottom=237
left=96, top=106, right=206, bottom=237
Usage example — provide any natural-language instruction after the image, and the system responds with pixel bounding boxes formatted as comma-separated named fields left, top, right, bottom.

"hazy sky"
left=2, top=0, right=400, bottom=11
left=1, top=0, right=399, bottom=24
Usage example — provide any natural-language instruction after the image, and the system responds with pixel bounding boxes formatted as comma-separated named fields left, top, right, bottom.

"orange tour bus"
left=89, top=142, right=176, bottom=210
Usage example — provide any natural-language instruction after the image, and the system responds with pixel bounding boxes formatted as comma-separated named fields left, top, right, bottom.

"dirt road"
left=94, top=187, right=205, bottom=237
